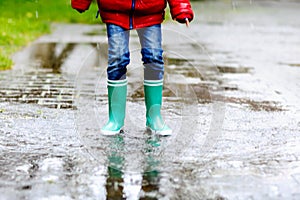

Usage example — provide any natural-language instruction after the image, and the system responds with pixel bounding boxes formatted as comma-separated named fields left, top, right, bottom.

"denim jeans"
left=106, top=24, right=164, bottom=81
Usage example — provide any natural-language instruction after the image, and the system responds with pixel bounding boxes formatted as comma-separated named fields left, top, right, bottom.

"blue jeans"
left=106, top=24, right=164, bottom=81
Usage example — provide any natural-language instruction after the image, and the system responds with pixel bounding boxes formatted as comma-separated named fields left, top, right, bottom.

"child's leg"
left=106, top=24, right=130, bottom=80
left=136, top=24, right=164, bottom=81
left=136, top=25, right=172, bottom=136
left=101, top=24, right=130, bottom=135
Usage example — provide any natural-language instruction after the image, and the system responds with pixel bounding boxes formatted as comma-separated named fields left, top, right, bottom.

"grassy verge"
left=0, top=0, right=99, bottom=70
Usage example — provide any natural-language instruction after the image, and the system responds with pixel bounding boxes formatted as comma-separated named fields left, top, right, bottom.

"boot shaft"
left=144, top=80, right=164, bottom=128
left=144, top=79, right=163, bottom=107
left=107, top=79, right=127, bottom=124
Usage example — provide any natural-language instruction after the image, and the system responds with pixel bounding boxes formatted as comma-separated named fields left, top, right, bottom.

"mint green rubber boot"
left=101, top=79, right=127, bottom=136
left=144, top=80, right=172, bottom=136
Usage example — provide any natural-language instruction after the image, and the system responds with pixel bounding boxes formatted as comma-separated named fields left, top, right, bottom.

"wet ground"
left=1, top=0, right=300, bottom=199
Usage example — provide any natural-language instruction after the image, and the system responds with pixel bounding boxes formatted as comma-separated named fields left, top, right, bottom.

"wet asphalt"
left=1, top=1, right=300, bottom=199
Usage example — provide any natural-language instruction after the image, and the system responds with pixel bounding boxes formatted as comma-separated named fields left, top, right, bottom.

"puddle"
left=2, top=1, right=300, bottom=198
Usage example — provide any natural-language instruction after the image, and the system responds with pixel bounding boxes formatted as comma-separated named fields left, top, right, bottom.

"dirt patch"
left=225, top=97, right=286, bottom=112
left=279, top=62, right=300, bottom=67
left=288, top=63, right=300, bottom=67
left=217, top=65, right=253, bottom=73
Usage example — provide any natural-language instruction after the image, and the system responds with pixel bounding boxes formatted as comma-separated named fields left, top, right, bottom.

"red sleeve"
left=71, top=0, right=93, bottom=11
left=167, top=0, right=194, bottom=22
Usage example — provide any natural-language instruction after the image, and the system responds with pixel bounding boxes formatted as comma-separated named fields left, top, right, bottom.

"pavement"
left=0, top=1, right=300, bottom=199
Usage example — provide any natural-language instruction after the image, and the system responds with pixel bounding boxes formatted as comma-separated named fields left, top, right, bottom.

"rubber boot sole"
left=146, top=126, right=172, bottom=136
left=101, top=127, right=124, bottom=136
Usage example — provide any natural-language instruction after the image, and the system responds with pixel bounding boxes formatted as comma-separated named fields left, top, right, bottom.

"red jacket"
left=71, top=0, right=194, bottom=29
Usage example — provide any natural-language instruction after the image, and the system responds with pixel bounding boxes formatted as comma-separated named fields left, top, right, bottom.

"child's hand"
left=169, top=0, right=194, bottom=27
left=71, top=0, right=92, bottom=13
left=175, top=13, right=193, bottom=26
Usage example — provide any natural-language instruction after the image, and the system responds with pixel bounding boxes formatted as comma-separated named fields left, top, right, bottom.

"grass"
left=0, top=0, right=99, bottom=70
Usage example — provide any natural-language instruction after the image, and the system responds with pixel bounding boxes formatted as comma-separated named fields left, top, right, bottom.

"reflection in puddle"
left=106, top=166, right=124, bottom=199
left=30, top=43, right=75, bottom=73
left=105, top=134, right=162, bottom=199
